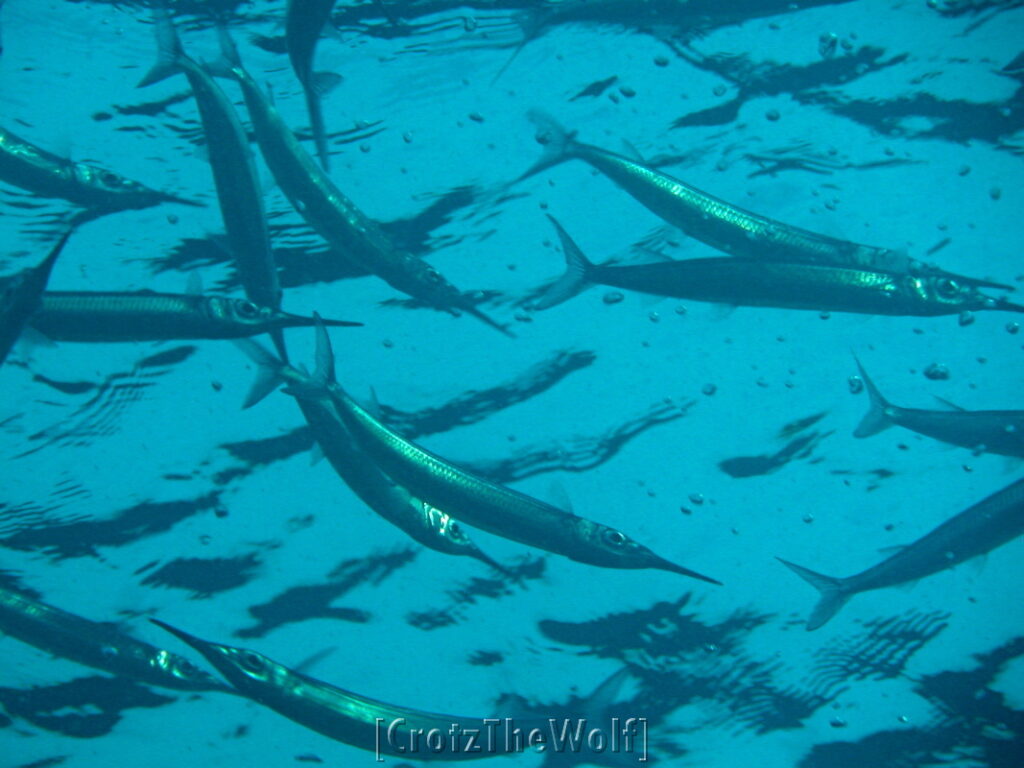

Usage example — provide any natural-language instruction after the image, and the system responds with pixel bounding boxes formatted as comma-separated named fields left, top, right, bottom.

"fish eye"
left=236, top=301, right=261, bottom=319
left=602, top=529, right=627, bottom=547
left=99, top=170, right=121, bottom=187
left=934, top=278, right=962, bottom=299
left=237, top=650, right=263, bottom=672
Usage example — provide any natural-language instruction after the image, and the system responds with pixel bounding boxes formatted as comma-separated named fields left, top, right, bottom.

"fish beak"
left=471, top=547, right=512, bottom=575
left=654, top=557, right=723, bottom=586
left=282, top=311, right=364, bottom=328
left=157, top=191, right=206, bottom=208
left=466, top=305, right=516, bottom=338
left=994, top=297, right=1024, bottom=313
left=150, top=618, right=230, bottom=669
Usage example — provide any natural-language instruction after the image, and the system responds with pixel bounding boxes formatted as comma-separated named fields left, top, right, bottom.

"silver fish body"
left=524, top=113, right=1013, bottom=291
left=0, top=583, right=231, bottom=693
left=854, top=359, right=1024, bottom=457
left=538, top=215, right=1023, bottom=317
left=0, top=124, right=198, bottom=212
left=153, top=620, right=551, bottom=760
left=238, top=338, right=501, bottom=567
left=214, top=30, right=509, bottom=335
left=1, top=227, right=72, bottom=364
left=286, top=0, right=340, bottom=170
left=299, top=320, right=718, bottom=584
left=30, top=291, right=358, bottom=342
left=779, top=477, right=1024, bottom=630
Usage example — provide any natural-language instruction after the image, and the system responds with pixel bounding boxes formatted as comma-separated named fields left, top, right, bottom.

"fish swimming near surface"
left=286, top=0, right=342, bottom=171
left=153, top=619, right=636, bottom=761
left=287, top=317, right=720, bottom=584
left=853, top=358, right=1024, bottom=457
left=28, top=290, right=360, bottom=343
left=210, top=29, right=511, bottom=336
left=1, top=225, right=74, bottom=365
left=535, top=215, right=1024, bottom=317
left=237, top=336, right=504, bottom=570
left=0, top=124, right=200, bottom=216
left=520, top=112, right=1013, bottom=292
left=778, top=476, right=1024, bottom=630
left=0, top=581, right=231, bottom=693
left=138, top=7, right=288, bottom=360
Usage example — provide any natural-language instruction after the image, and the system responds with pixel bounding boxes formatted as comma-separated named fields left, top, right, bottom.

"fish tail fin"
left=776, top=557, right=851, bottom=631
left=312, top=312, right=338, bottom=388
left=535, top=214, right=597, bottom=310
left=206, top=22, right=243, bottom=77
left=853, top=356, right=892, bottom=437
left=516, top=110, right=578, bottom=182
left=234, top=338, right=287, bottom=408
left=137, top=4, right=183, bottom=88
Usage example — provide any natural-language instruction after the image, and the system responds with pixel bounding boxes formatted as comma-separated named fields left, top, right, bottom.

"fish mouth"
left=283, top=311, right=364, bottom=328
left=653, top=556, right=723, bottom=586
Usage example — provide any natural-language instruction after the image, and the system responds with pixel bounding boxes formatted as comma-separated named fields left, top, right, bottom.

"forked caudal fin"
left=233, top=338, right=288, bottom=409
left=776, top=557, right=851, bottom=631
left=137, top=4, right=185, bottom=88
left=853, top=356, right=893, bottom=438
left=534, top=214, right=597, bottom=310
left=515, top=111, right=580, bottom=183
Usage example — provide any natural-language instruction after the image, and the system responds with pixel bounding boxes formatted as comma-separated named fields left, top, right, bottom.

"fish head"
left=902, top=273, right=997, bottom=313
left=151, top=619, right=285, bottom=696
left=569, top=519, right=721, bottom=585
left=208, top=297, right=280, bottom=330
left=422, top=503, right=506, bottom=570
left=71, top=162, right=189, bottom=210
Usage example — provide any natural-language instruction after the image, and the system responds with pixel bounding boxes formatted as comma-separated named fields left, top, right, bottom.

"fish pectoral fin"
left=19, top=325, right=58, bottom=350
left=309, top=441, right=326, bottom=466
left=310, top=71, right=343, bottom=97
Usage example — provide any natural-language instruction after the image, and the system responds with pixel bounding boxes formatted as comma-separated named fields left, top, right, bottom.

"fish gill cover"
left=0, top=0, right=1022, bottom=767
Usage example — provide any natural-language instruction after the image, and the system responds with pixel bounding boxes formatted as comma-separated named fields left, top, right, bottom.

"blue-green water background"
left=1, top=0, right=1022, bottom=766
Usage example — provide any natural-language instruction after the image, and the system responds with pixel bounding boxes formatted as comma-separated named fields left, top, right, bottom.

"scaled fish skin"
left=211, top=29, right=512, bottom=336
left=0, top=124, right=200, bottom=214
left=536, top=215, right=1024, bottom=317
left=289, top=318, right=720, bottom=584
left=1, top=226, right=73, bottom=365
left=521, top=112, right=1013, bottom=292
left=154, top=619, right=634, bottom=761
left=139, top=8, right=287, bottom=359
left=237, top=337, right=504, bottom=570
left=0, top=582, right=231, bottom=694
left=30, top=291, right=360, bottom=343
left=286, top=0, right=341, bottom=171
left=853, top=358, right=1024, bottom=457
left=778, top=476, right=1024, bottom=630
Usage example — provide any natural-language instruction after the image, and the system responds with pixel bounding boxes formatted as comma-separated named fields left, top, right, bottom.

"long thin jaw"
left=470, top=546, right=512, bottom=575
left=656, top=557, right=723, bottom=586
left=283, top=310, right=364, bottom=328
left=158, top=191, right=205, bottom=208
left=150, top=618, right=208, bottom=651
left=466, top=305, right=516, bottom=337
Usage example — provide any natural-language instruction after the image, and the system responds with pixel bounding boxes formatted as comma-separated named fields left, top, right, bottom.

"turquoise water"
left=2, top=1, right=1022, bottom=766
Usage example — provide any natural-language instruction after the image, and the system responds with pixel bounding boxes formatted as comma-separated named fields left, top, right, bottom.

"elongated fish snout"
left=157, top=191, right=205, bottom=208
left=656, top=556, right=723, bottom=586
left=281, top=310, right=363, bottom=329
left=150, top=618, right=208, bottom=651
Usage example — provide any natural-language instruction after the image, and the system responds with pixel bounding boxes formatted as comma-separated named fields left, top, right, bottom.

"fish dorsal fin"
left=636, top=246, right=674, bottom=264
left=877, top=544, right=909, bottom=555
left=186, top=271, right=204, bottom=296
left=933, top=396, right=967, bottom=411
left=364, top=386, right=383, bottom=419
left=619, top=139, right=645, bottom=163
left=545, top=480, right=573, bottom=512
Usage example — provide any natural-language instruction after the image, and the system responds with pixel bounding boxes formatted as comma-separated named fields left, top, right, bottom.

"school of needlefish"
left=1, top=0, right=1021, bottom=763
